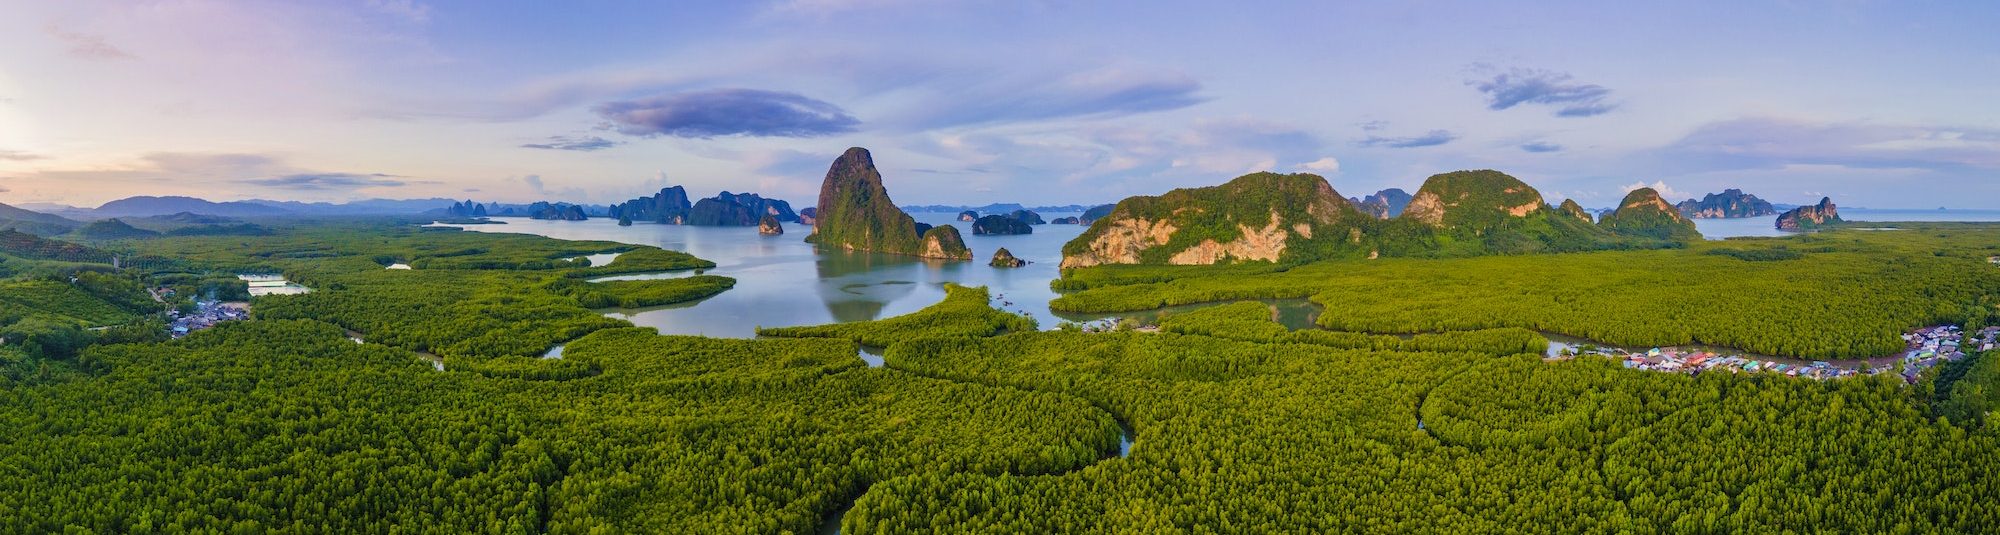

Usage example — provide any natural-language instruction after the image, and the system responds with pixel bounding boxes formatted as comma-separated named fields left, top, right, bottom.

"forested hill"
left=1060, top=172, right=1364, bottom=268
left=1598, top=187, right=1702, bottom=241
left=808, top=147, right=972, bottom=260
left=0, top=202, right=81, bottom=236
left=1061, top=169, right=1678, bottom=268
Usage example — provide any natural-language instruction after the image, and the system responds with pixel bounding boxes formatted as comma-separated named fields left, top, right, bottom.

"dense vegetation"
left=0, top=319, right=1114, bottom=533
left=1057, top=226, right=2000, bottom=358
left=1156, top=301, right=1549, bottom=356
left=0, top=229, right=113, bottom=263
left=759, top=285, right=1036, bottom=347
left=10, top=218, right=2000, bottom=532
left=847, top=317, right=2000, bottom=533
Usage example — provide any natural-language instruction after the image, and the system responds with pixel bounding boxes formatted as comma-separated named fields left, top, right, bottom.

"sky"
left=2, top=0, right=1998, bottom=209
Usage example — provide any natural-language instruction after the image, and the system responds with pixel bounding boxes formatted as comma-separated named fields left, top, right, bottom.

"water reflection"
left=448, top=213, right=1091, bottom=337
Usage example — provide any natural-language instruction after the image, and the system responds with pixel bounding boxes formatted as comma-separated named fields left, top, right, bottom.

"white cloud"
left=1620, top=180, right=1690, bottom=201
left=1298, top=157, right=1341, bottom=173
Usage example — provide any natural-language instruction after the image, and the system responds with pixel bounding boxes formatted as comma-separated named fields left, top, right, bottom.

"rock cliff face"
left=608, top=187, right=691, bottom=224
left=797, top=207, right=816, bottom=226
left=758, top=215, right=783, bottom=235
left=1776, top=197, right=1842, bottom=230
left=1349, top=188, right=1413, bottom=219
left=1676, top=189, right=1775, bottom=219
left=1558, top=199, right=1594, bottom=223
left=528, top=202, right=588, bottom=221
left=1060, top=172, right=1361, bottom=268
left=957, top=210, right=978, bottom=222
left=1598, top=188, right=1701, bottom=241
left=989, top=247, right=1027, bottom=267
left=972, top=214, right=1033, bottom=235
left=810, top=147, right=972, bottom=260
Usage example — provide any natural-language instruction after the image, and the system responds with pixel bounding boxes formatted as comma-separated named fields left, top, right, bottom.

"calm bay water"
left=1692, top=208, right=2000, bottom=239
left=450, top=213, right=1092, bottom=337
left=453, top=209, right=2000, bottom=338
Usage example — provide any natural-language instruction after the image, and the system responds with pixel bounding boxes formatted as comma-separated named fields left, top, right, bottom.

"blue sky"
left=2, top=0, right=1997, bottom=209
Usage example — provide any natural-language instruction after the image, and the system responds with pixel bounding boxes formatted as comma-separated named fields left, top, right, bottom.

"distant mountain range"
left=903, top=203, right=1103, bottom=213
left=20, top=196, right=466, bottom=220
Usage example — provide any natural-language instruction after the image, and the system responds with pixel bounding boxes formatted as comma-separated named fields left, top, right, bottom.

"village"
left=1564, top=325, right=1999, bottom=383
left=166, top=298, right=249, bottom=339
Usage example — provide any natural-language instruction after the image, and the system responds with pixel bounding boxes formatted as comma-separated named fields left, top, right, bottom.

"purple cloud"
left=241, top=173, right=409, bottom=190
left=1354, top=130, right=1458, bottom=149
left=1468, top=67, right=1616, bottom=117
left=1520, top=141, right=1564, bottom=153
left=594, top=89, right=859, bottom=138
left=521, top=135, right=622, bottom=151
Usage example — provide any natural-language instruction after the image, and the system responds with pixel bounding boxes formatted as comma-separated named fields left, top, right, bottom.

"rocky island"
left=688, top=192, right=796, bottom=226
left=608, top=186, right=692, bottom=224
left=1676, top=189, right=1776, bottom=219
left=758, top=215, right=783, bottom=235
left=989, top=247, right=1027, bottom=267
left=972, top=214, right=1033, bottom=235
left=527, top=202, right=588, bottom=221
left=808, top=147, right=973, bottom=260
left=1777, top=197, right=1842, bottom=230
left=1061, top=169, right=1689, bottom=268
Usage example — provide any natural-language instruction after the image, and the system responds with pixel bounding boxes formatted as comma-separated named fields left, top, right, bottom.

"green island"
left=4, top=211, right=2000, bottom=533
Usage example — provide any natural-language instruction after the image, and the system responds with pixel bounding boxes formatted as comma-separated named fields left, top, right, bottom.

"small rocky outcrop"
left=1677, top=189, right=1775, bottom=219
left=1776, top=197, right=1841, bottom=230
left=1051, top=216, right=1081, bottom=224
left=797, top=207, right=816, bottom=226
left=920, top=225, right=973, bottom=260
left=811, top=147, right=970, bottom=260
left=1558, top=199, right=1593, bottom=223
left=972, top=214, right=1033, bottom=235
left=957, top=210, right=978, bottom=222
left=989, top=247, right=1027, bottom=267
left=758, top=215, right=783, bottom=235
left=1008, top=209, right=1046, bottom=225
